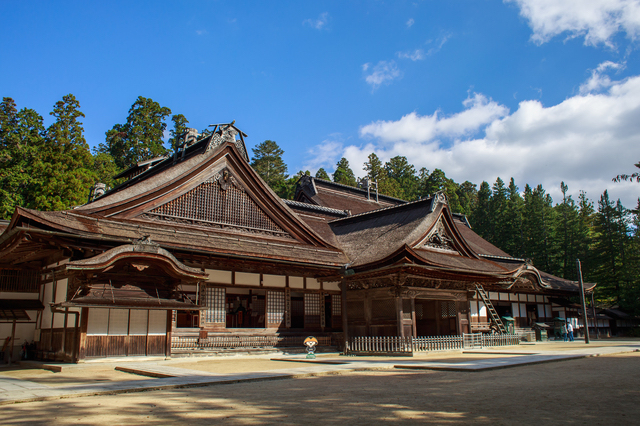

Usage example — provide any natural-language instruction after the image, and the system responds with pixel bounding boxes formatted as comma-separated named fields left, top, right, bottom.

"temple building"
left=0, top=123, right=594, bottom=362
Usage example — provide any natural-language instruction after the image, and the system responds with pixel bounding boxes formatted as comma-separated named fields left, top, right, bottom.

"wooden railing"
left=345, top=333, right=520, bottom=355
left=171, top=335, right=333, bottom=351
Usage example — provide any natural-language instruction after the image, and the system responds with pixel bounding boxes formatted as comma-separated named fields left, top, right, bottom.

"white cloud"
left=397, top=34, right=451, bottom=62
left=346, top=75, right=640, bottom=207
left=195, top=29, right=208, bottom=36
left=360, top=93, right=509, bottom=144
left=507, top=0, right=640, bottom=47
left=406, top=18, right=415, bottom=28
left=579, top=60, right=625, bottom=93
left=304, top=12, right=329, bottom=30
left=363, top=60, right=402, bottom=90
left=397, top=49, right=426, bottom=61
left=303, top=138, right=344, bottom=173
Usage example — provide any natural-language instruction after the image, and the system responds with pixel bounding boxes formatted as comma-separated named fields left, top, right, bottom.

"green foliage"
left=92, top=151, right=121, bottom=189
left=333, top=157, right=357, bottom=187
left=167, top=114, right=190, bottom=153
left=33, top=94, right=96, bottom=211
left=384, top=156, right=418, bottom=200
left=250, top=140, right=289, bottom=194
left=315, top=167, right=330, bottom=180
left=101, top=96, right=172, bottom=170
left=0, top=95, right=96, bottom=216
left=613, top=161, right=640, bottom=183
left=0, top=98, right=46, bottom=218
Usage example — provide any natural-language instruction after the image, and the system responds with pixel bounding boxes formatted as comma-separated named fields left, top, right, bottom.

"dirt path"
left=2, top=351, right=639, bottom=425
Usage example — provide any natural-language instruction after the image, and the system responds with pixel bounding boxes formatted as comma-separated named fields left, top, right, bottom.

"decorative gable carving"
left=141, top=168, right=291, bottom=238
left=206, top=124, right=249, bottom=161
left=417, top=217, right=459, bottom=254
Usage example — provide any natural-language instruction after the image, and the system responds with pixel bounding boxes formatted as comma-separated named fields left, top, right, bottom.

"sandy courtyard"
left=2, top=350, right=639, bottom=425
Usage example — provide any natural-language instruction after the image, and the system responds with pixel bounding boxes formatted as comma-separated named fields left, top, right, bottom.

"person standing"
left=567, top=321, right=574, bottom=342
left=562, top=322, right=568, bottom=342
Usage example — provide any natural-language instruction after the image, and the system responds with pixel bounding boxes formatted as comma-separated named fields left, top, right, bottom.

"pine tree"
left=101, top=96, right=172, bottom=170
left=489, top=177, right=508, bottom=248
left=315, top=168, right=330, bottom=180
left=250, top=140, right=288, bottom=195
left=333, top=157, right=357, bottom=187
left=0, top=98, right=46, bottom=218
left=456, top=181, right=477, bottom=217
left=591, top=191, right=631, bottom=305
left=384, top=155, right=418, bottom=200
left=522, top=184, right=556, bottom=272
left=33, top=94, right=95, bottom=210
left=470, top=181, right=492, bottom=239
left=363, top=153, right=385, bottom=182
left=167, top=114, right=190, bottom=153
left=503, top=178, right=524, bottom=257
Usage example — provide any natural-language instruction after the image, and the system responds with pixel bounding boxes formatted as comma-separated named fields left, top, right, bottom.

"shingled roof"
left=1, top=124, right=348, bottom=269
left=294, top=176, right=405, bottom=215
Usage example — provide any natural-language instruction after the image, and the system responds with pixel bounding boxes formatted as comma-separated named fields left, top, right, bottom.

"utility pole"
left=576, top=259, right=590, bottom=344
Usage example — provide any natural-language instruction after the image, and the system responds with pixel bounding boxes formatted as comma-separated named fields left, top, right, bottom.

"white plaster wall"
left=263, top=274, right=286, bottom=288
left=289, top=276, right=304, bottom=289
left=324, top=282, right=340, bottom=291
left=52, top=278, right=68, bottom=328
left=205, top=269, right=232, bottom=284
left=235, top=272, right=260, bottom=286
left=470, top=301, right=478, bottom=317
left=41, top=282, right=53, bottom=328
left=511, top=303, right=520, bottom=318
left=307, top=278, right=320, bottom=290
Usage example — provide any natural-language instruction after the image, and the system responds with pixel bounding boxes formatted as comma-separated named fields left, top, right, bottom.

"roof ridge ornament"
left=434, top=191, right=448, bottom=205
left=206, top=121, right=249, bottom=161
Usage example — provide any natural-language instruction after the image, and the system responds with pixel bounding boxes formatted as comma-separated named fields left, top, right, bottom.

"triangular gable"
left=140, top=166, right=291, bottom=239
left=80, top=142, right=336, bottom=247
left=411, top=195, right=479, bottom=259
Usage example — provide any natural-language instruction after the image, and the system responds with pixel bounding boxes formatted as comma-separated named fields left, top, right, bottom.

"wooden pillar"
left=61, top=307, right=69, bottom=356
left=77, top=308, right=88, bottom=361
left=8, top=320, right=17, bottom=365
left=411, top=298, right=417, bottom=338
left=395, top=296, right=404, bottom=337
left=165, top=310, right=172, bottom=358
left=340, top=276, right=348, bottom=345
left=364, top=293, right=372, bottom=336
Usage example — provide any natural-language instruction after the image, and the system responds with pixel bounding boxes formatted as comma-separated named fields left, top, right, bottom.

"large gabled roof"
left=0, top=125, right=348, bottom=268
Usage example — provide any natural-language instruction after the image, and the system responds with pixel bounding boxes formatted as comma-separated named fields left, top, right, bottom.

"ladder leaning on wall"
left=474, top=283, right=508, bottom=334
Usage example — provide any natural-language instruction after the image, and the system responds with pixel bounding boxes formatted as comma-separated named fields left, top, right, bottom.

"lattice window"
left=415, top=304, right=424, bottom=320
left=332, top=294, right=341, bottom=316
left=0, top=269, right=39, bottom=292
left=372, top=298, right=396, bottom=320
left=267, top=291, right=285, bottom=324
left=441, top=301, right=457, bottom=319
left=304, top=293, right=321, bottom=315
left=205, top=287, right=226, bottom=323
left=147, top=176, right=287, bottom=235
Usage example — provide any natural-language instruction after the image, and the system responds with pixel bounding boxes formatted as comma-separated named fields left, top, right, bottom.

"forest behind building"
left=1, top=95, right=639, bottom=315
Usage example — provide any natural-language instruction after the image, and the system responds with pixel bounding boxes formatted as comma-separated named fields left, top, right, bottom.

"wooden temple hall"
left=0, top=123, right=594, bottom=362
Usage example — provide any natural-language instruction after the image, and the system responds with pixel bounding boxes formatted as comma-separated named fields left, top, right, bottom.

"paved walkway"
left=1, top=341, right=638, bottom=405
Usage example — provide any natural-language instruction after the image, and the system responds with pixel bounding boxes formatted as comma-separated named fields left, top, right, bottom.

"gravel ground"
left=0, top=345, right=638, bottom=425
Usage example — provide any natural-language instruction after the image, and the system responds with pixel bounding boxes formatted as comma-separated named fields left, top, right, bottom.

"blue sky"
left=2, top=1, right=639, bottom=207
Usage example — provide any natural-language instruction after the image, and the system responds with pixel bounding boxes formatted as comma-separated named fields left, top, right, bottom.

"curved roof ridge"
left=311, top=177, right=408, bottom=203
left=328, top=196, right=434, bottom=224
left=283, top=199, right=349, bottom=216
